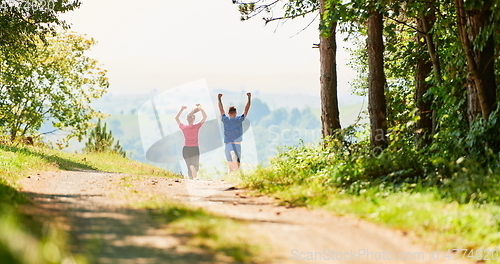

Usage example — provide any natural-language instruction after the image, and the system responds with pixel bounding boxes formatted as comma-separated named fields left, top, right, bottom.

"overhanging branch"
left=386, top=16, right=423, bottom=34
left=264, top=9, right=317, bottom=24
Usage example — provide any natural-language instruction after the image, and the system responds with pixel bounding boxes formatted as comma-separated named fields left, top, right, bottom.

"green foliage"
left=84, top=119, right=126, bottom=157
left=336, top=0, right=500, bottom=203
left=0, top=30, right=108, bottom=143
left=247, top=119, right=500, bottom=204
left=0, top=0, right=81, bottom=56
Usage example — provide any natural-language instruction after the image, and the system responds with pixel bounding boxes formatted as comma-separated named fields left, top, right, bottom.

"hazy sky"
left=60, top=0, right=359, bottom=100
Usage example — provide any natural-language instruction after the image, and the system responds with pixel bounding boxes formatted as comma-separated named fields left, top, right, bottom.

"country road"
left=19, top=170, right=472, bottom=264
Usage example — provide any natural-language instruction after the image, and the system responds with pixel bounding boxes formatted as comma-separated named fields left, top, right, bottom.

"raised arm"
left=197, top=104, right=207, bottom=124
left=218, top=93, right=225, bottom=116
left=243, top=92, right=251, bottom=117
left=175, top=106, right=187, bottom=125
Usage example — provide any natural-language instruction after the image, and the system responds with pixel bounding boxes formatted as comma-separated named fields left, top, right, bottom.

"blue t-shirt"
left=221, top=114, right=245, bottom=143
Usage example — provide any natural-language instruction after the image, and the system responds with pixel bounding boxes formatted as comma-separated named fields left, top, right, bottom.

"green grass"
left=327, top=190, right=500, bottom=250
left=0, top=144, right=180, bottom=182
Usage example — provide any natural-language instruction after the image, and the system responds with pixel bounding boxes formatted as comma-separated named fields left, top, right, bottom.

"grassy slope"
left=0, top=144, right=268, bottom=264
left=0, top=144, right=180, bottom=182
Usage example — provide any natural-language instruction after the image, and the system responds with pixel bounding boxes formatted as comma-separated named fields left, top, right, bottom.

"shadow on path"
left=22, top=191, right=222, bottom=264
left=0, top=144, right=96, bottom=171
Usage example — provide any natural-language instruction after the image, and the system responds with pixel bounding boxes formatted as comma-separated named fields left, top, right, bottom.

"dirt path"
left=20, top=171, right=471, bottom=264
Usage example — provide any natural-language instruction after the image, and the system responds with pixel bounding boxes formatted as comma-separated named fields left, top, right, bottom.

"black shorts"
left=182, top=146, right=199, bottom=178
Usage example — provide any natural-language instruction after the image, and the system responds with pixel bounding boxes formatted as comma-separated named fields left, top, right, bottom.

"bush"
left=245, top=121, right=500, bottom=205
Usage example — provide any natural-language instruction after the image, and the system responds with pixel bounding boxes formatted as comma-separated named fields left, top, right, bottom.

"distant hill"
left=43, top=90, right=366, bottom=172
left=91, top=89, right=364, bottom=116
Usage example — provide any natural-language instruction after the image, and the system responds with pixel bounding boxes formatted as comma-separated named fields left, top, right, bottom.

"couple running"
left=175, top=93, right=251, bottom=179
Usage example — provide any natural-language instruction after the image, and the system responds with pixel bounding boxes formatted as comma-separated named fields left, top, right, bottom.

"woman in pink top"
left=175, top=104, right=207, bottom=179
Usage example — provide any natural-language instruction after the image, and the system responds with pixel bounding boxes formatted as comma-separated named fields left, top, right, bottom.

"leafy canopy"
left=0, top=30, right=109, bottom=143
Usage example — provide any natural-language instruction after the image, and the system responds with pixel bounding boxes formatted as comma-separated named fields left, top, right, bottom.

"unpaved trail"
left=20, top=171, right=472, bottom=264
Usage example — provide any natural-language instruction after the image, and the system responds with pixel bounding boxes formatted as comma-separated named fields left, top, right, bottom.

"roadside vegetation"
left=241, top=123, right=500, bottom=263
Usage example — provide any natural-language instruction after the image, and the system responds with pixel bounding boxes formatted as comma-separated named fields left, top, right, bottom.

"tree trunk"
left=415, top=15, right=435, bottom=147
left=367, top=9, right=387, bottom=153
left=421, top=10, right=441, bottom=83
left=465, top=0, right=496, bottom=123
left=467, top=77, right=482, bottom=122
left=319, top=0, right=341, bottom=138
left=455, top=0, right=492, bottom=120
left=415, top=46, right=433, bottom=146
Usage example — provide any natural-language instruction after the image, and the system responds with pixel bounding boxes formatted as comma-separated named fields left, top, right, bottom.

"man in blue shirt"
left=218, top=92, right=251, bottom=172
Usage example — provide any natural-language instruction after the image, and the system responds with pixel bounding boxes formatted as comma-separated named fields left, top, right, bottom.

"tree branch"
left=264, top=9, right=317, bottom=24
left=291, top=12, right=319, bottom=38
left=239, top=0, right=280, bottom=20
left=386, top=16, right=423, bottom=34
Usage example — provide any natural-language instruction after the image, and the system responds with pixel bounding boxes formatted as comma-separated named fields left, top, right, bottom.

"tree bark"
left=415, top=12, right=435, bottom=147
left=415, top=40, right=433, bottom=146
left=455, top=0, right=492, bottom=120
left=465, top=0, right=496, bottom=123
left=367, top=9, right=387, bottom=153
left=319, top=0, right=341, bottom=138
left=420, top=6, right=441, bottom=83
left=415, top=10, right=441, bottom=147
left=467, top=77, right=482, bottom=122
